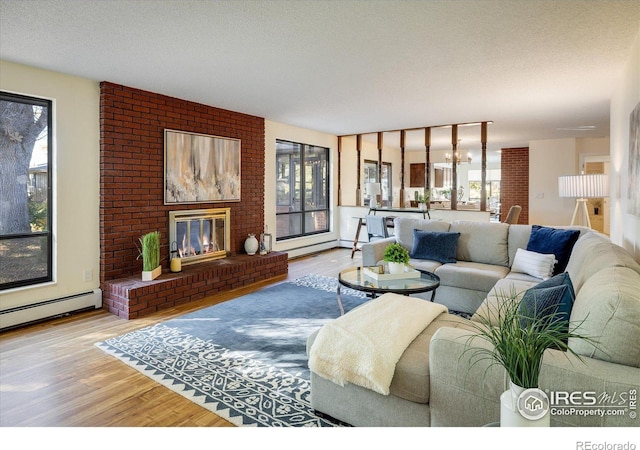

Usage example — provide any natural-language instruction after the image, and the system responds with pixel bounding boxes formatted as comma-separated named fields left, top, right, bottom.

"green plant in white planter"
left=414, top=189, right=430, bottom=211
left=383, top=242, right=410, bottom=274
left=138, top=230, right=161, bottom=281
left=463, top=287, right=597, bottom=426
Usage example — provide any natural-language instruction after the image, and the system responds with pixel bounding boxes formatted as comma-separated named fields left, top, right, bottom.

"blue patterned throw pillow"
left=526, top=225, right=580, bottom=275
left=518, top=272, right=576, bottom=333
left=410, top=230, right=461, bottom=263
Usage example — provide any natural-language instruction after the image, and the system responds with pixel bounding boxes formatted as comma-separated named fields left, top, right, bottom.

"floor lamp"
left=558, top=173, right=609, bottom=228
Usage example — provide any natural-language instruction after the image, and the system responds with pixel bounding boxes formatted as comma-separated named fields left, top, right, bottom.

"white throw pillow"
left=511, top=248, right=556, bottom=280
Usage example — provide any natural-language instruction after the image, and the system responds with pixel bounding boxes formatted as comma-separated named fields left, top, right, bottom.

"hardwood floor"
left=0, top=248, right=361, bottom=427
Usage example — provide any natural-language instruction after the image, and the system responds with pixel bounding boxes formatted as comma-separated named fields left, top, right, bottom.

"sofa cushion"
left=435, top=261, right=510, bottom=293
left=449, top=221, right=510, bottom=266
left=394, top=218, right=451, bottom=251
left=527, top=225, right=580, bottom=275
left=409, top=258, right=442, bottom=273
left=568, top=267, right=640, bottom=368
left=566, top=232, right=640, bottom=292
left=410, top=230, right=461, bottom=263
left=507, top=224, right=533, bottom=267
left=473, top=278, right=538, bottom=327
left=511, top=248, right=556, bottom=280
left=388, top=313, right=472, bottom=403
left=518, top=272, right=575, bottom=333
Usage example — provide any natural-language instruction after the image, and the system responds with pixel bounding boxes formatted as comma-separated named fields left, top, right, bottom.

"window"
left=275, top=140, right=329, bottom=240
left=0, top=92, right=53, bottom=290
left=469, top=169, right=501, bottom=210
left=364, top=160, right=392, bottom=207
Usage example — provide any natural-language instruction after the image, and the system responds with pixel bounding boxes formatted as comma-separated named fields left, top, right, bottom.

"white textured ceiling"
left=1, top=0, right=639, bottom=157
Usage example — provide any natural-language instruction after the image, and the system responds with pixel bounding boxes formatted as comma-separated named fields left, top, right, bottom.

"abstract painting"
left=164, top=129, right=241, bottom=204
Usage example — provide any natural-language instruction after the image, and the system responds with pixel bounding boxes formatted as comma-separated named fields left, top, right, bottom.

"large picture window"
left=0, top=92, right=53, bottom=290
left=275, top=140, right=329, bottom=240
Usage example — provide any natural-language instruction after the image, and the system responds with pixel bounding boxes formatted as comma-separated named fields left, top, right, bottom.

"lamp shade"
left=366, top=182, right=381, bottom=196
left=558, top=174, right=609, bottom=198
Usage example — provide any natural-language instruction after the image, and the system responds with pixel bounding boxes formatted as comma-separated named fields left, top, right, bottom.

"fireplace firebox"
left=169, top=208, right=230, bottom=266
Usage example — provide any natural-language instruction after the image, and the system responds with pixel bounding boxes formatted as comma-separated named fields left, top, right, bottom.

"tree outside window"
left=0, top=92, right=53, bottom=290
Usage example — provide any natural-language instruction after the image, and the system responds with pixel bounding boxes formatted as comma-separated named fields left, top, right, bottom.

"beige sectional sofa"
left=307, top=219, right=640, bottom=426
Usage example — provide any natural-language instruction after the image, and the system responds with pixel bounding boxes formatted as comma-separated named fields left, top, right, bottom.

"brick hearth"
left=103, top=252, right=288, bottom=319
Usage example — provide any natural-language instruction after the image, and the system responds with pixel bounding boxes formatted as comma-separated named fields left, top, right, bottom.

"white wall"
left=0, top=60, right=100, bottom=309
left=610, top=28, right=640, bottom=261
left=529, top=137, right=610, bottom=227
left=265, top=120, right=339, bottom=257
left=529, top=139, right=577, bottom=226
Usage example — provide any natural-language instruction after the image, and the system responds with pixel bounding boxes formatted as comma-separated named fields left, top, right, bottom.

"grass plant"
left=138, top=231, right=160, bottom=271
left=463, top=288, right=598, bottom=388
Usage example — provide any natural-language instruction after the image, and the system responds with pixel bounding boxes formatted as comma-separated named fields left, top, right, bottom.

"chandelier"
left=445, top=141, right=472, bottom=164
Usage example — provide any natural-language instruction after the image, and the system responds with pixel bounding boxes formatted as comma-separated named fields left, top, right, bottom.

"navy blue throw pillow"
left=518, top=272, right=576, bottom=333
left=410, top=230, right=461, bottom=263
left=526, top=225, right=580, bottom=275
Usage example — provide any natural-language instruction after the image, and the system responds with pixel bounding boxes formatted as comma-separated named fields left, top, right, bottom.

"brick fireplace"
left=99, top=82, right=287, bottom=319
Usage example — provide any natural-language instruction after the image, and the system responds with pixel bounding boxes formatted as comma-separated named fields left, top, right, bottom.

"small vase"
left=244, top=234, right=259, bottom=255
left=387, top=262, right=405, bottom=274
left=500, top=381, right=550, bottom=427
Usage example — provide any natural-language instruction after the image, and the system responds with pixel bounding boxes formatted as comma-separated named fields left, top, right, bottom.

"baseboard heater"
left=0, top=289, right=102, bottom=331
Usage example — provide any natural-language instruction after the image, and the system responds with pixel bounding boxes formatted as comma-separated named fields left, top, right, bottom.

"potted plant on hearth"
left=383, top=242, right=410, bottom=274
left=462, top=285, right=598, bottom=426
left=138, top=230, right=161, bottom=281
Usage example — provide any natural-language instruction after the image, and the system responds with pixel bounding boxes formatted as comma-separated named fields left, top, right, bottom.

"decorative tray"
left=363, top=266, right=421, bottom=281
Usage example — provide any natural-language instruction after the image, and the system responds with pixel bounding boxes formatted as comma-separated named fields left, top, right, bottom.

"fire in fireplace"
left=169, top=208, right=230, bottom=266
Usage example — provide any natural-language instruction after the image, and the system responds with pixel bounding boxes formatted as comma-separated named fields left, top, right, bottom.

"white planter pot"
left=142, top=265, right=162, bottom=281
left=500, top=381, right=550, bottom=427
left=387, top=262, right=406, bottom=274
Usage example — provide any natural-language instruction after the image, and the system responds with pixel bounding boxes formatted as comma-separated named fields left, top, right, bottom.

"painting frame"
left=164, top=129, right=241, bottom=205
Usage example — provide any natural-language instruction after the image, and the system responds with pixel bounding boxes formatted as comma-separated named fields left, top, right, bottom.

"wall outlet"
left=83, top=269, right=93, bottom=282
left=536, top=192, right=544, bottom=199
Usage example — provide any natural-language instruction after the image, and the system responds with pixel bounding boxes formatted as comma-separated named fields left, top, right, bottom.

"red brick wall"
left=100, top=82, right=266, bottom=282
left=500, top=147, right=529, bottom=224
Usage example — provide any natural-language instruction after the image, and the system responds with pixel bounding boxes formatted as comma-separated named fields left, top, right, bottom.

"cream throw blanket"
left=308, top=292, right=447, bottom=395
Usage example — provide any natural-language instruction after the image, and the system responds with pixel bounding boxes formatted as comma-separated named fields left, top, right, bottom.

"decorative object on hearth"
left=244, top=233, right=259, bottom=255
left=169, top=241, right=182, bottom=273
left=463, top=279, right=598, bottom=427
left=260, top=225, right=272, bottom=255
left=138, top=230, right=161, bottom=281
left=383, top=242, right=410, bottom=274
left=558, top=172, right=609, bottom=228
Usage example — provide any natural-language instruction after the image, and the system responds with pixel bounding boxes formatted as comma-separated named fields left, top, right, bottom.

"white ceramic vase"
left=387, top=262, right=405, bottom=274
left=244, top=234, right=259, bottom=255
left=500, top=381, right=550, bottom=427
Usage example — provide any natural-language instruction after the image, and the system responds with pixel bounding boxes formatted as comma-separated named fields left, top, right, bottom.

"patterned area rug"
left=96, top=274, right=368, bottom=427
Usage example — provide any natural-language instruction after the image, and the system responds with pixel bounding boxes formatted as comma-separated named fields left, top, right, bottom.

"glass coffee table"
left=336, top=266, right=440, bottom=315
